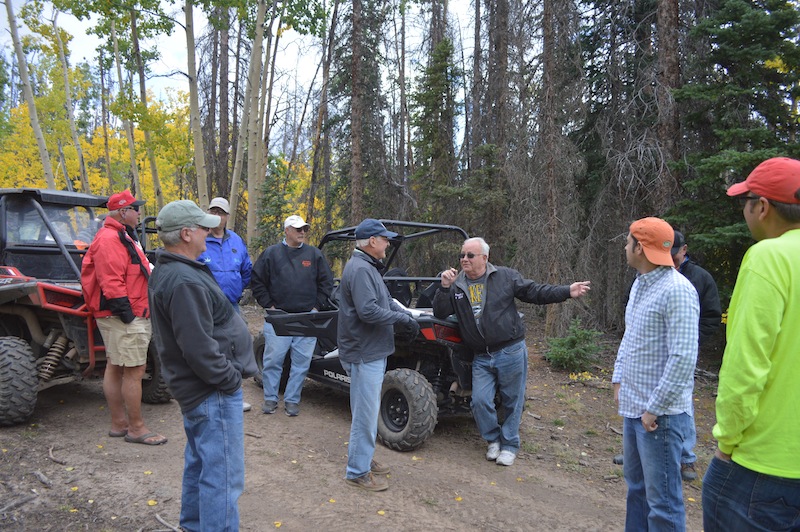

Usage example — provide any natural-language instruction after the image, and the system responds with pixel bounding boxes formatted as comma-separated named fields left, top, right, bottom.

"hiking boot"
left=243, top=402, right=252, bottom=412
left=496, top=450, right=516, bottom=466
left=262, top=400, right=278, bottom=414
left=681, top=462, right=698, bottom=482
left=370, top=459, right=390, bottom=475
left=613, top=454, right=624, bottom=465
left=285, top=402, right=300, bottom=417
left=345, top=472, right=388, bottom=492
left=486, top=441, right=501, bottom=461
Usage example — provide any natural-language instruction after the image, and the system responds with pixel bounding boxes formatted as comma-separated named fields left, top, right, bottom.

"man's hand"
left=439, top=268, right=459, bottom=288
left=715, top=448, right=732, bottom=462
left=613, top=383, right=620, bottom=405
left=641, top=411, right=658, bottom=432
left=570, top=281, right=591, bottom=298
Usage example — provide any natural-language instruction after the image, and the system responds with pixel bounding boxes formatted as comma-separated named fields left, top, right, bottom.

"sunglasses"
left=459, top=252, right=481, bottom=259
left=736, top=195, right=761, bottom=207
left=293, top=226, right=309, bottom=233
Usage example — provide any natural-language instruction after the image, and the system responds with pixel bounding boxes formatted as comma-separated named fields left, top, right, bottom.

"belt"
left=476, top=338, right=522, bottom=356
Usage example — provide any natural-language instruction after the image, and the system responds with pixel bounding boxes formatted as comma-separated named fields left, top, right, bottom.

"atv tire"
left=141, top=341, right=171, bottom=404
left=0, top=337, right=38, bottom=426
left=378, top=368, right=438, bottom=452
left=251, top=332, right=289, bottom=393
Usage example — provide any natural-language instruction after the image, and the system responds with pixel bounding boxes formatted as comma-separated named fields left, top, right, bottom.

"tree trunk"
left=185, top=0, right=210, bottom=209
left=131, top=9, right=164, bottom=210
left=99, top=52, right=114, bottom=192
left=53, top=15, right=90, bottom=193
left=245, top=0, right=267, bottom=246
left=350, top=0, right=365, bottom=222
left=656, top=0, right=681, bottom=192
left=6, top=0, right=57, bottom=189
left=218, top=8, right=231, bottom=198
left=111, top=19, right=142, bottom=198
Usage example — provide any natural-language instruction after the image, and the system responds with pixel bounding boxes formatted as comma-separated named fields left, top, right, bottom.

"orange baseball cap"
left=727, top=157, right=800, bottom=204
left=629, top=217, right=674, bottom=267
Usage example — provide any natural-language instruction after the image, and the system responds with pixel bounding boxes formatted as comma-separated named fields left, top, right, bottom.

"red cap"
left=107, top=190, right=145, bottom=211
left=727, top=157, right=800, bottom=204
left=630, top=217, right=674, bottom=268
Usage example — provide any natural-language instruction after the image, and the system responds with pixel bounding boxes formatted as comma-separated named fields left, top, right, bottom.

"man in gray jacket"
left=338, top=219, right=419, bottom=492
left=149, top=200, right=257, bottom=532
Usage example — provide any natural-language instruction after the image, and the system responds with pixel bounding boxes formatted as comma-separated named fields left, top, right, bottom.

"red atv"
left=0, top=188, right=170, bottom=426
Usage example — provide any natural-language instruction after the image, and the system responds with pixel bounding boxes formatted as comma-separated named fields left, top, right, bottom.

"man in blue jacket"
left=198, top=197, right=252, bottom=313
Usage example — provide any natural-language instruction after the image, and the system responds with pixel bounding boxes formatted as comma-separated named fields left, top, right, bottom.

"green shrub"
left=545, top=318, right=602, bottom=372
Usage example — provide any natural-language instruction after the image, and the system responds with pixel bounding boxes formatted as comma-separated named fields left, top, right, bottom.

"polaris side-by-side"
left=255, top=221, right=474, bottom=451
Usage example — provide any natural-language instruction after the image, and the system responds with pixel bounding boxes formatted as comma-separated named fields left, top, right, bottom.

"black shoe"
left=285, top=402, right=300, bottom=417
left=262, top=400, right=278, bottom=414
left=681, top=462, right=698, bottom=482
left=613, top=454, right=624, bottom=465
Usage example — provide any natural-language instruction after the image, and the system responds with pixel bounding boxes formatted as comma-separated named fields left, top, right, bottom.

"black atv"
left=0, top=188, right=170, bottom=426
left=253, top=221, right=474, bottom=451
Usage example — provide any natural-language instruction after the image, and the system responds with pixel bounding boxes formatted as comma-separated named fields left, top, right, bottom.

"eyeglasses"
left=293, top=226, right=309, bottom=233
left=121, top=205, right=140, bottom=213
left=736, top=195, right=761, bottom=207
left=459, top=252, right=482, bottom=259
left=186, top=226, right=211, bottom=234
left=208, top=208, right=227, bottom=215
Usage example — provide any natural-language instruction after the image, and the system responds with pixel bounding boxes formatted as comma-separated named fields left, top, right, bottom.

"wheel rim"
left=381, top=389, right=409, bottom=432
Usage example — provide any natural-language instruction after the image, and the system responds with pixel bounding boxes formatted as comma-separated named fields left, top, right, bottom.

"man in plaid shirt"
left=613, top=217, right=699, bottom=532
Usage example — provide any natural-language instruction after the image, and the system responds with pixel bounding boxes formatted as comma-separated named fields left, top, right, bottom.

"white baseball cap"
left=208, top=197, right=230, bottom=213
left=284, top=215, right=310, bottom=229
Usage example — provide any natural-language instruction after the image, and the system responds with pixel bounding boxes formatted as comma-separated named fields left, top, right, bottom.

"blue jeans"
left=471, top=340, right=527, bottom=453
left=681, top=417, right=696, bottom=465
left=262, top=321, right=316, bottom=404
left=703, top=456, right=800, bottom=531
left=180, top=388, right=245, bottom=532
left=623, top=413, right=691, bottom=532
left=341, top=357, right=386, bottom=479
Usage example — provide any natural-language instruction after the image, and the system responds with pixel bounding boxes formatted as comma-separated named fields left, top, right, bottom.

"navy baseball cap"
left=354, top=219, right=398, bottom=239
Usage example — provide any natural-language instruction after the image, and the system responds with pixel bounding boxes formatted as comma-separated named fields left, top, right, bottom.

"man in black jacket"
left=251, top=215, right=333, bottom=416
left=672, top=230, right=721, bottom=481
left=433, top=237, right=590, bottom=466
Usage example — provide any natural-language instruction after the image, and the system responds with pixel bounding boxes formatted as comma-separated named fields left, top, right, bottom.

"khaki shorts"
left=96, top=316, right=152, bottom=367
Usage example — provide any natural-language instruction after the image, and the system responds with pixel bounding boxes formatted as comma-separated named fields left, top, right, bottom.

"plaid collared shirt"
left=613, top=266, right=699, bottom=418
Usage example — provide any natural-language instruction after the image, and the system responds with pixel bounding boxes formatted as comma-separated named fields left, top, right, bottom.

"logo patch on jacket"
left=302, top=260, right=312, bottom=267
left=454, top=292, right=465, bottom=300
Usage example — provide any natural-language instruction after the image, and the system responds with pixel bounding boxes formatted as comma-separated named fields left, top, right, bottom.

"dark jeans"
left=703, top=456, right=800, bottom=531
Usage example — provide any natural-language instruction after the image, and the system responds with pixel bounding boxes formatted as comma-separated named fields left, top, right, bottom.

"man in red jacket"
left=81, top=190, right=167, bottom=446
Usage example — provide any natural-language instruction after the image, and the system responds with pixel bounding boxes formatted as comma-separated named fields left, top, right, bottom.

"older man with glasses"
left=148, top=199, right=257, bottom=532
left=433, top=237, right=590, bottom=466
left=251, top=215, right=333, bottom=417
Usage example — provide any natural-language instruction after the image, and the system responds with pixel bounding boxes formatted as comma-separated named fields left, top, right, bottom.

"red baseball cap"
left=629, top=217, right=674, bottom=268
left=727, top=157, right=800, bottom=204
left=107, top=190, right=145, bottom=211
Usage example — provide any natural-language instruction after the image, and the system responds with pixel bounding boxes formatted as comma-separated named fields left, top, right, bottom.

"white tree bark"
left=185, top=0, right=210, bottom=209
left=6, top=0, right=57, bottom=189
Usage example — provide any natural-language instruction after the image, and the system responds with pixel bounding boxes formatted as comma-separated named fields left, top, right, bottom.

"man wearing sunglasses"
left=251, top=215, right=333, bottom=417
left=702, top=157, right=800, bottom=531
left=81, top=190, right=167, bottom=446
left=433, top=237, right=591, bottom=467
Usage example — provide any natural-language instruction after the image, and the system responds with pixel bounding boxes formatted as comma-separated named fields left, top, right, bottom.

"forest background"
left=1, top=0, right=799, bottom=341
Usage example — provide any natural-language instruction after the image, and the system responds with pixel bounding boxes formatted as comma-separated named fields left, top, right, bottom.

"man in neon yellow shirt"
left=703, top=157, right=800, bottom=530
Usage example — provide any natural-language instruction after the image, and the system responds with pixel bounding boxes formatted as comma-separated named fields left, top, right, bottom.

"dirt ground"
left=0, top=305, right=719, bottom=531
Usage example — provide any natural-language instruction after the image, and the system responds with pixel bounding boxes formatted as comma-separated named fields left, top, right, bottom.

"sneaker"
left=370, top=459, right=390, bottom=475
left=345, top=472, right=388, bottom=492
left=285, top=402, right=300, bottom=417
left=681, top=462, right=698, bottom=482
left=243, top=402, right=252, bottom=412
left=613, top=454, right=624, bottom=465
left=262, top=400, right=278, bottom=414
left=486, top=441, right=501, bottom=461
left=496, top=450, right=516, bottom=466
